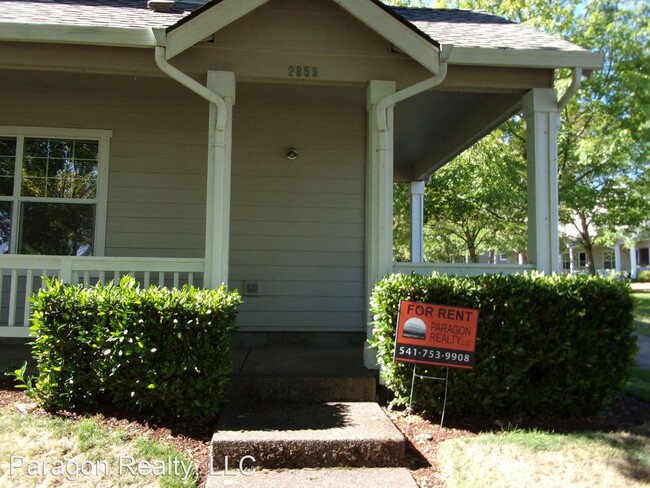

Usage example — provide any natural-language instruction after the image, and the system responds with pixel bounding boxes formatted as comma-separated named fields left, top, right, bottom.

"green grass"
left=0, top=410, right=197, bottom=487
left=633, top=292, right=650, bottom=337
left=627, top=367, right=650, bottom=403
left=438, top=427, right=650, bottom=487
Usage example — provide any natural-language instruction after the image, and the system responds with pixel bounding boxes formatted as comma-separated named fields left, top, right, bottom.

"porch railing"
left=0, top=255, right=205, bottom=337
left=393, top=262, right=536, bottom=276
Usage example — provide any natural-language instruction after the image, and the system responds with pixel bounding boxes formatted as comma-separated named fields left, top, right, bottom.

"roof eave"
left=447, top=46, right=604, bottom=71
left=0, top=23, right=156, bottom=48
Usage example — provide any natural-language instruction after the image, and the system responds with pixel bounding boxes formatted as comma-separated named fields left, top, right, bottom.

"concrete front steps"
left=207, top=402, right=417, bottom=487
left=228, top=346, right=378, bottom=403
left=206, top=346, right=417, bottom=487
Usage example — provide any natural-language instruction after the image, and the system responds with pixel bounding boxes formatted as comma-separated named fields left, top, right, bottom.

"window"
left=578, top=252, right=587, bottom=269
left=639, top=248, right=649, bottom=266
left=603, top=250, right=615, bottom=269
left=0, top=127, right=111, bottom=256
left=561, top=252, right=571, bottom=271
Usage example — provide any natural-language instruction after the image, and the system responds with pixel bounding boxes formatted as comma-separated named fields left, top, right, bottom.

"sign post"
left=393, top=300, right=479, bottom=428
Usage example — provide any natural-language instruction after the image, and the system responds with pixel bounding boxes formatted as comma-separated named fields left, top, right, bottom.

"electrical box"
left=244, top=280, right=261, bottom=296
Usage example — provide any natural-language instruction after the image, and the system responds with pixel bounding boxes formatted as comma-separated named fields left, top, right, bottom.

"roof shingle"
left=0, top=0, right=589, bottom=54
left=394, top=7, right=586, bottom=52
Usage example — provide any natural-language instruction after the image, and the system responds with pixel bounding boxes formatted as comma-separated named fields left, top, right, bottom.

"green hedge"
left=369, top=273, right=636, bottom=418
left=30, top=276, right=241, bottom=420
left=637, top=270, right=650, bottom=283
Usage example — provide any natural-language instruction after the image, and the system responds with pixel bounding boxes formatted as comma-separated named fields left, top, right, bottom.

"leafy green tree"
left=392, top=0, right=650, bottom=273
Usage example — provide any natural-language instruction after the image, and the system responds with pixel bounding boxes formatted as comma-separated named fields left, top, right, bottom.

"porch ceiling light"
left=286, top=147, right=298, bottom=160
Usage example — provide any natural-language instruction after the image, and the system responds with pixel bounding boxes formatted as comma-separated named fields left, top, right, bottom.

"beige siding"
left=0, top=70, right=208, bottom=258
left=229, top=83, right=366, bottom=331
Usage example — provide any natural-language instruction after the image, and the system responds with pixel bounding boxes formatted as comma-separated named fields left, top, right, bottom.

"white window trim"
left=0, top=126, right=112, bottom=256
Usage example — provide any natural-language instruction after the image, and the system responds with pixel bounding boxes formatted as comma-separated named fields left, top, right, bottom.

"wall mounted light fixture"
left=286, top=147, right=298, bottom=160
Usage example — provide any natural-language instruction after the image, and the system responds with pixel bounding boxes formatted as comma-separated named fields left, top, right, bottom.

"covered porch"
left=0, top=0, right=602, bottom=352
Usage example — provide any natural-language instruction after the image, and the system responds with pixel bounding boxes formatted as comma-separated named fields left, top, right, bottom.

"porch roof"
left=0, top=0, right=602, bottom=70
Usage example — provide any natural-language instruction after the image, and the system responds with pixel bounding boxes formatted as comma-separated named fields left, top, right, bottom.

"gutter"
left=558, top=67, right=583, bottom=111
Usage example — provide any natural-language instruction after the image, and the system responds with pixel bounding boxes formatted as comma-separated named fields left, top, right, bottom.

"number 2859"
left=288, top=65, right=318, bottom=78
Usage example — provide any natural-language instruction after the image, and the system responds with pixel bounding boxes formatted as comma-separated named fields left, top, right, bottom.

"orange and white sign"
left=394, top=300, right=479, bottom=369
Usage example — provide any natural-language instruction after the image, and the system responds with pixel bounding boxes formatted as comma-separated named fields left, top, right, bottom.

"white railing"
left=393, top=262, right=536, bottom=276
left=0, top=255, right=205, bottom=337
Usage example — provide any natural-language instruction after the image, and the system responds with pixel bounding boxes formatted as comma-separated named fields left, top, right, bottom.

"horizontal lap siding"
left=230, top=83, right=366, bottom=332
left=0, top=70, right=207, bottom=259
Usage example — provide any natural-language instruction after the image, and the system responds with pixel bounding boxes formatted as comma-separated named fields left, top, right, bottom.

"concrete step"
left=206, top=467, right=418, bottom=487
left=211, top=402, right=405, bottom=469
left=227, top=376, right=377, bottom=403
left=228, top=346, right=378, bottom=403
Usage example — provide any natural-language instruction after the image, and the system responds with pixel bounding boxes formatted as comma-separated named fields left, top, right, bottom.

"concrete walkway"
left=632, top=282, right=650, bottom=372
left=635, top=334, right=650, bottom=371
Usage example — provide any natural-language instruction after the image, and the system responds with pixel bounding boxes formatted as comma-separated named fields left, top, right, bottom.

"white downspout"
left=154, top=45, right=227, bottom=135
left=375, top=48, right=450, bottom=175
left=558, top=67, right=583, bottom=111
left=376, top=61, right=449, bottom=134
left=153, top=32, right=230, bottom=288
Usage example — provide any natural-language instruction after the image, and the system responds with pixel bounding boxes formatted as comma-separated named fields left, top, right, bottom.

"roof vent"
left=148, top=0, right=175, bottom=12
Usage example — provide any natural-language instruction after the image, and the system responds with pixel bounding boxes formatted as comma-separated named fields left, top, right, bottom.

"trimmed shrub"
left=30, top=276, right=241, bottom=420
left=369, top=272, right=636, bottom=418
left=637, top=270, right=650, bottom=283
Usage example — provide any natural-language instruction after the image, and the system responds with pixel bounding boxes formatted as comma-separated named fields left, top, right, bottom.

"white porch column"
left=569, top=247, right=576, bottom=274
left=204, top=71, right=236, bottom=288
left=614, top=241, right=622, bottom=273
left=410, top=180, right=425, bottom=263
left=365, top=80, right=396, bottom=369
left=630, top=243, right=638, bottom=279
left=523, top=88, right=560, bottom=275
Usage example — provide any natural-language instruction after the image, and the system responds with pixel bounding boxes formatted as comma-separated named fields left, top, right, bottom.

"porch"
left=0, top=255, right=204, bottom=337
left=0, top=253, right=537, bottom=337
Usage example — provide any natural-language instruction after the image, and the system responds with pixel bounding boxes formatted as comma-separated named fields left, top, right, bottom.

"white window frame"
left=0, top=126, right=112, bottom=256
left=603, top=249, right=615, bottom=270
left=561, top=252, right=571, bottom=270
left=577, top=251, right=587, bottom=269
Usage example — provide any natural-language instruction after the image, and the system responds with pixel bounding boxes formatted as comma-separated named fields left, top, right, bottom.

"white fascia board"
left=0, top=22, right=156, bottom=48
left=333, top=0, right=439, bottom=74
left=164, top=0, right=270, bottom=59
left=449, top=46, right=604, bottom=71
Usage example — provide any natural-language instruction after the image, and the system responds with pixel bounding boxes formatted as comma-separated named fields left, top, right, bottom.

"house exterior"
left=0, top=0, right=602, bottom=367
left=562, top=237, right=650, bottom=278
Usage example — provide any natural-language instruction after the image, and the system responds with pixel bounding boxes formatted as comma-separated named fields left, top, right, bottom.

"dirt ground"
left=2, top=374, right=649, bottom=487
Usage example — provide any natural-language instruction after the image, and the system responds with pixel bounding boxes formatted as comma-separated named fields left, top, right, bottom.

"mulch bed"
left=1, top=374, right=649, bottom=487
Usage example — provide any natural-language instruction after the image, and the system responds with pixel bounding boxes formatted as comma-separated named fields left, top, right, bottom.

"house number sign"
left=288, top=65, right=318, bottom=78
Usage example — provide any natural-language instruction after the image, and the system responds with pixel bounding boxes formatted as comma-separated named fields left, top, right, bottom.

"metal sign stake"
left=406, top=365, right=451, bottom=434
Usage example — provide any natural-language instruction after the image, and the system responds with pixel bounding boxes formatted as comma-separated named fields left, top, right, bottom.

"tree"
left=392, top=0, right=650, bottom=273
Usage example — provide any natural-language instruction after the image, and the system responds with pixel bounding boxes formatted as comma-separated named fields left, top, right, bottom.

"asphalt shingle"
left=394, top=7, right=585, bottom=52
left=0, top=0, right=589, bottom=53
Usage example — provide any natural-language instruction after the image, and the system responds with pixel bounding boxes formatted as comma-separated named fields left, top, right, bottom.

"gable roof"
left=0, top=0, right=603, bottom=69
left=161, top=0, right=440, bottom=72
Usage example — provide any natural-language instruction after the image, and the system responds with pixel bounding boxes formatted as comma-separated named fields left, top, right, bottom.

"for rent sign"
left=394, top=301, right=479, bottom=369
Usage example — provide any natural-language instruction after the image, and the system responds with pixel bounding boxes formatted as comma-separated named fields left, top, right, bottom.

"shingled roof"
left=0, top=0, right=595, bottom=58
left=0, top=0, right=193, bottom=29
left=395, top=7, right=585, bottom=52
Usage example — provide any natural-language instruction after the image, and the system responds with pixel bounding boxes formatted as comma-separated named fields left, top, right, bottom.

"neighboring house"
left=562, top=238, right=650, bottom=278
left=0, top=0, right=602, bottom=367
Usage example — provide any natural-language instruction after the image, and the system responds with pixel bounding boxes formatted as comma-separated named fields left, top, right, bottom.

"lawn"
left=634, top=292, right=650, bottom=337
left=432, top=289, right=650, bottom=487
left=437, top=426, right=650, bottom=488
left=0, top=408, right=197, bottom=487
